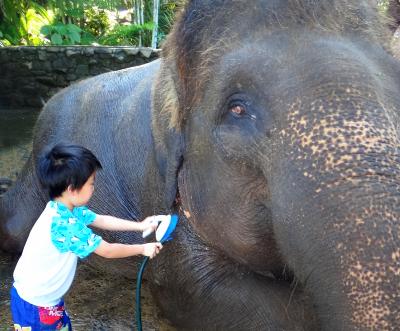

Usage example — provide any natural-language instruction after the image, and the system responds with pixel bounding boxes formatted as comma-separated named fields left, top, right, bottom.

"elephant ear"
left=151, top=58, right=184, bottom=210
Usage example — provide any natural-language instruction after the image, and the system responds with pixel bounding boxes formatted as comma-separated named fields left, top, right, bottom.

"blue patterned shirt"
left=50, top=201, right=102, bottom=258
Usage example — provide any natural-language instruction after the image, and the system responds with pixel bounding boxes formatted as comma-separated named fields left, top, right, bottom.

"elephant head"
left=148, top=0, right=400, bottom=329
left=1, top=0, right=400, bottom=330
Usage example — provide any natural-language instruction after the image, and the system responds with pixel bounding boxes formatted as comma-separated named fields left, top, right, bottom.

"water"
left=0, top=109, right=175, bottom=330
left=0, top=109, right=39, bottom=148
left=0, top=108, right=39, bottom=183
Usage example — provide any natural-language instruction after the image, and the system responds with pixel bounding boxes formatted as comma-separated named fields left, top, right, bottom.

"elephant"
left=388, top=0, right=400, bottom=31
left=1, top=0, right=400, bottom=329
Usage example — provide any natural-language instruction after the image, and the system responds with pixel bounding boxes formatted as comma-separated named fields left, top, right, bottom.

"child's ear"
left=67, top=185, right=76, bottom=195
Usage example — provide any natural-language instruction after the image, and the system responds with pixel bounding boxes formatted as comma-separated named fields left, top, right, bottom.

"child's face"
left=71, top=173, right=96, bottom=206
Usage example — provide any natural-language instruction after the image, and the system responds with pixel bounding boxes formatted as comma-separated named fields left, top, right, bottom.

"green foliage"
left=377, top=0, right=390, bottom=13
left=0, top=29, right=10, bottom=45
left=99, top=22, right=153, bottom=46
left=157, top=1, right=180, bottom=44
left=0, top=0, right=53, bottom=45
left=40, top=22, right=82, bottom=45
left=0, top=0, right=181, bottom=46
left=84, top=7, right=110, bottom=37
left=96, top=0, right=179, bottom=47
left=80, top=31, right=96, bottom=45
left=46, top=0, right=126, bottom=21
left=132, top=0, right=181, bottom=47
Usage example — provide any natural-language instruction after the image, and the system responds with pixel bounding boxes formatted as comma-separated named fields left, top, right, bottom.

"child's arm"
left=94, top=240, right=163, bottom=259
left=91, top=215, right=158, bottom=233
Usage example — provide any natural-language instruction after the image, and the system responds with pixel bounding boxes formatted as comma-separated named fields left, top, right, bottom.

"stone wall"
left=0, top=46, right=160, bottom=108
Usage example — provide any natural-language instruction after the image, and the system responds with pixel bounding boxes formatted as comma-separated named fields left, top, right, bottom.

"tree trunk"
left=134, top=0, right=144, bottom=46
left=151, top=0, right=159, bottom=48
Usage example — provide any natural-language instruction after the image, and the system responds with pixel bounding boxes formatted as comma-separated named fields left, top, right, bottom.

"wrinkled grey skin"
left=2, top=0, right=400, bottom=330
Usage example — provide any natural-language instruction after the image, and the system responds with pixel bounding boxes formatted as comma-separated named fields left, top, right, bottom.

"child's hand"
left=142, top=242, right=163, bottom=258
left=139, top=215, right=165, bottom=233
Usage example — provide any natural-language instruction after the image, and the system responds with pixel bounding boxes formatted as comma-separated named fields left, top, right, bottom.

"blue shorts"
left=10, top=286, right=72, bottom=331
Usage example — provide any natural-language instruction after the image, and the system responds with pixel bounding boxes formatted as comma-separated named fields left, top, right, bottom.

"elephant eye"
left=229, top=103, right=256, bottom=120
left=230, top=104, right=246, bottom=117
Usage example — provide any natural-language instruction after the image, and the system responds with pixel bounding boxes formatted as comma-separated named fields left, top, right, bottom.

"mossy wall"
left=0, top=46, right=159, bottom=108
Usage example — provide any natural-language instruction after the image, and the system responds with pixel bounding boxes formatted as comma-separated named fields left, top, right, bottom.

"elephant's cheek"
left=177, top=164, right=199, bottom=224
left=182, top=209, right=191, bottom=219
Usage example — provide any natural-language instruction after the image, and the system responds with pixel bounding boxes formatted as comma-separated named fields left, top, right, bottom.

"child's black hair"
left=37, top=143, right=102, bottom=199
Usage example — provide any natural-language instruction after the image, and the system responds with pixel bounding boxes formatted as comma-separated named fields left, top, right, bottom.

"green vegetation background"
left=0, top=0, right=184, bottom=47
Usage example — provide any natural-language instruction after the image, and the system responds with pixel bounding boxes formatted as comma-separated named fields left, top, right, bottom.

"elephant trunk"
left=270, top=97, right=400, bottom=329
left=289, top=189, right=400, bottom=329
left=0, top=156, right=45, bottom=253
left=0, top=190, right=31, bottom=253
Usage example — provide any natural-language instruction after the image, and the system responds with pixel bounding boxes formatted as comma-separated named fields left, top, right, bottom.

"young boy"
left=10, top=143, right=163, bottom=331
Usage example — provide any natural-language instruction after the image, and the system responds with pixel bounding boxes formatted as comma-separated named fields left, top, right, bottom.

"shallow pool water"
left=0, top=108, right=39, bottom=181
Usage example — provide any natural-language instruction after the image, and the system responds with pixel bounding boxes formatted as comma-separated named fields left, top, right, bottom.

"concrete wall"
left=0, top=46, right=160, bottom=108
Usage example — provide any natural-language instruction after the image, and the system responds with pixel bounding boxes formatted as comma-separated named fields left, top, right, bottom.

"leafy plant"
left=99, top=22, right=153, bottom=46
left=80, top=31, right=96, bottom=45
left=0, top=0, right=53, bottom=45
left=377, top=0, right=390, bottom=13
left=157, top=1, right=181, bottom=44
left=84, top=7, right=110, bottom=37
left=0, top=0, right=182, bottom=46
left=40, top=22, right=82, bottom=45
left=46, top=0, right=126, bottom=25
left=0, top=30, right=7, bottom=45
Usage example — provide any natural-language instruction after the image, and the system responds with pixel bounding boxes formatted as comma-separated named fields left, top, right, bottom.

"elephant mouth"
left=150, top=210, right=318, bottom=330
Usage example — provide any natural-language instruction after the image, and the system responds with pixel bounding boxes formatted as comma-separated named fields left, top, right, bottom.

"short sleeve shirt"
left=13, top=201, right=103, bottom=306
left=50, top=201, right=102, bottom=258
